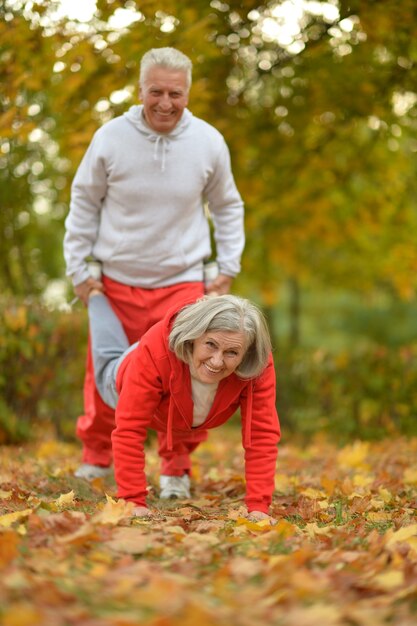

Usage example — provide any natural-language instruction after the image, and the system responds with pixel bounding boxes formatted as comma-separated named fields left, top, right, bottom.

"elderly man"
left=64, top=47, right=245, bottom=483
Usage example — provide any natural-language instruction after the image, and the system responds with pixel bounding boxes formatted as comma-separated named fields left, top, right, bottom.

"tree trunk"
left=288, top=276, right=300, bottom=348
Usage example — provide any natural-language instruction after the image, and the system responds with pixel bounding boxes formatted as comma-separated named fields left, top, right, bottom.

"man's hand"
left=74, top=277, right=104, bottom=306
left=132, top=506, right=153, bottom=518
left=246, top=510, right=277, bottom=525
left=205, top=273, right=233, bottom=296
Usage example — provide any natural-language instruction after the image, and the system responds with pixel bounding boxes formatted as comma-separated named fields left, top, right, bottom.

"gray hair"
left=169, top=295, right=272, bottom=379
left=140, top=47, right=192, bottom=91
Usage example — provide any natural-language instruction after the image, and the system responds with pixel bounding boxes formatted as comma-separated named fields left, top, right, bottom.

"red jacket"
left=112, top=305, right=281, bottom=513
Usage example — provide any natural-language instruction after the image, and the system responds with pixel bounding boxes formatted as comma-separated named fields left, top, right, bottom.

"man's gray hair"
left=140, top=47, right=192, bottom=91
left=169, top=295, right=272, bottom=379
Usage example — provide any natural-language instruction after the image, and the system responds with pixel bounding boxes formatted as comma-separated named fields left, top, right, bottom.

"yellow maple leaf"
left=54, top=490, right=75, bottom=509
left=275, top=473, right=293, bottom=494
left=337, top=441, right=370, bottom=469
left=385, top=523, right=417, bottom=548
left=236, top=517, right=274, bottom=532
left=378, top=487, right=393, bottom=504
left=373, top=570, right=403, bottom=590
left=272, top=518, right=298, bottom=537
left=353, top=473, right=373, bottom=488
left=304, top=523, right=333, bottom=538
left=300, top=487, right=327, bottom=500
left=0, top=509, right=32, bottom=528
left=347, top=491, right=367, bottom=500
left=367, top=511, right=391, bottom=523
left=91, top=494, right=134, bottom=525
left=369, top=498, right=386, bottom=510
left=36, top=440, right=64, bottom=459
left=404, top=467, right=417, bottom=485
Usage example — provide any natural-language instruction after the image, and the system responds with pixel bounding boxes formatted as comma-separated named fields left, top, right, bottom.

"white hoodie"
left=64, top=105, right=244, bottom=287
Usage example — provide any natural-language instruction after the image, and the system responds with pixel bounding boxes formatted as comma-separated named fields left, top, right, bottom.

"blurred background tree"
left=2, top=0, right=417, bottom=441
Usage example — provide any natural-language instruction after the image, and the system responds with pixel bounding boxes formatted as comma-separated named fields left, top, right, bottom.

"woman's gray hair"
left=169, top=295, right=272, bottom=379
left=140, top=47, right=192, bottom=91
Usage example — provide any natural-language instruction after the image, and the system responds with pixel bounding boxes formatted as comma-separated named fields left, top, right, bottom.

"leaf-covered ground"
left=1, top=428, right=417, bottom=626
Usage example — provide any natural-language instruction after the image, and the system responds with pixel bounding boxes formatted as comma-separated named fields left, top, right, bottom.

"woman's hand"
left=246, top=510, right=277, bottom=525
left=132, top=506, right=153, bottom=519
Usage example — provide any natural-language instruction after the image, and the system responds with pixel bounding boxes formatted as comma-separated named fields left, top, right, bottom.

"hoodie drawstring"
left=167, top=393, right=175, bottom=451
left=244, top=381, right=253, bottom=448
left=152, top=135, right=167, bottom=172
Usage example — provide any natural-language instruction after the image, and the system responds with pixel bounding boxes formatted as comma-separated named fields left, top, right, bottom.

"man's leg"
left=77, top=353, right=115, bottom=467
left=76, top=279, right=204, bottom=470
left=88, top=293, right=135, bottom=410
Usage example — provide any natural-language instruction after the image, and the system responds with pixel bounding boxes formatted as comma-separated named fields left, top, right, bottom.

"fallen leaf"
left=367, top=511, right=391, bottom=523
left=53, top=490, right=75, bottom=509
left=337, top=441, right=370, bottom=469
left=373, top=570, right=404, bottom=590
left=385, top=523, right=417, bottom=548
left=107, top=527, right=154, bottom=554
left=0, top=509, right=33, bottom=528
left=0, top=530, right=20, bottom=567
left=404, top=467, right=417, bottom=485
left=91, top=494, right=134, bottom=525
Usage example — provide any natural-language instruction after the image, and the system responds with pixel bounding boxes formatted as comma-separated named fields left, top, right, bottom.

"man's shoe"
left=159, top=474, right=191, bottom=499
left=74, top=463, right=112, bottom=480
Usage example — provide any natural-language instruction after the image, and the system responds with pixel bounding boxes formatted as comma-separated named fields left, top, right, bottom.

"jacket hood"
left=158, top=299, right=255, bottom=451
left=124, top=105, right=193, bottom=171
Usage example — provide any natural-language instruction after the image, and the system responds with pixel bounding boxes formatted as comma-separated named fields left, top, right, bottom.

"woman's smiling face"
left=190, top=330, right=247, bottom=383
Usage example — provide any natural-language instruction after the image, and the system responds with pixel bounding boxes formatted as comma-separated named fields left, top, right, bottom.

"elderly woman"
left=86, top=291, right=281, bottom=521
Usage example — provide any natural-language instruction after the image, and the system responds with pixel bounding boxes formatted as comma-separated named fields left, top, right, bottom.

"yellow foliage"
left=3, top=306, right=27, bottom=332
left=337, top=441, right=370, bottom=470
left=385, top=523, right=417, bottom=548
left=91, top=494, right=134, bottom=525
left=53, top=490, right=75, bottom=509
left=403, top=467, right=417, bottom=485
left=1, top=604, right=44, bottom=626
left=0, top=509, right=33, bottom=528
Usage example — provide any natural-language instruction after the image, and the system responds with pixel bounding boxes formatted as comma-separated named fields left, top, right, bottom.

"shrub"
left=277, top=345, right=417, bottom=443
left=2, top=297, right=417, bottom=445
left=0, top=298, right=87, bottom=443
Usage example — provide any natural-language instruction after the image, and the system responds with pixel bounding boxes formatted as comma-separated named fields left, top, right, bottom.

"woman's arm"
left=112, top=343, right=164, bottom=508
left=241, top=355, right=281, bottom=515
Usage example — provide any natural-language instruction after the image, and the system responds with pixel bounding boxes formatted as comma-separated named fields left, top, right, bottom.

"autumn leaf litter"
left=0, top=430, right=416, bottom=626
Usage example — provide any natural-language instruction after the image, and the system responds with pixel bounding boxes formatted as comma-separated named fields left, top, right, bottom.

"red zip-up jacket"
left=112, top=306, right=281, bottom=514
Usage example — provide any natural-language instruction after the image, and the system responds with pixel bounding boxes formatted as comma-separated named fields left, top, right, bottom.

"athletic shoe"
left=74, top=463, right=112, bottom=480
left=159, top=474, right=191, bottom=499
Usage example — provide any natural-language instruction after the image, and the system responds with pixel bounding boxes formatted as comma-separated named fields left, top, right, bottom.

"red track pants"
left=77, top=276, right=204, bottom=467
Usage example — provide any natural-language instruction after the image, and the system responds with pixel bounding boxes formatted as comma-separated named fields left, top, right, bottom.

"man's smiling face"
left=140, top=66, right=189, bottom=134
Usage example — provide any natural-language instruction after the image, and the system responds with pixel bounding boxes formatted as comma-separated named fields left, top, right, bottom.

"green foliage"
left=3, top=1, right=417, bottom=442
left=1, top=299, right=417, bottom=445
left=0, top=298, right=87, bottom=443
left=2, top=0, right=417, bottom=303
left=278, top=345, right=417, bottom=443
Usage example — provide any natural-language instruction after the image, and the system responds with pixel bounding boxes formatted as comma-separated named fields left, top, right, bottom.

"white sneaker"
left=159, top=474, right=191, bottom=499
left=74, top=463, right=112, bottom=480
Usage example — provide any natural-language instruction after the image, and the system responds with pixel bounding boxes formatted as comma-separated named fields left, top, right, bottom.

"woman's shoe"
left=159, top=474, right=191, bottom=499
